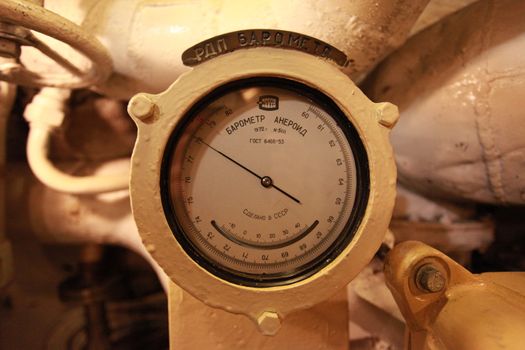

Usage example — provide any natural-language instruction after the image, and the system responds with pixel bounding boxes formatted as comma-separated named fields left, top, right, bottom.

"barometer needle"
left=196, top=137, right=301, bottom=204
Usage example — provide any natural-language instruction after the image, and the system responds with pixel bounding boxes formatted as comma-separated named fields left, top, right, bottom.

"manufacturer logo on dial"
left=258, top=95, right=279, bottom=111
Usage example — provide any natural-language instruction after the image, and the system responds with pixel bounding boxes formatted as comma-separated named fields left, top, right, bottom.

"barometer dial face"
left=161, top=78, right=369, bottom=287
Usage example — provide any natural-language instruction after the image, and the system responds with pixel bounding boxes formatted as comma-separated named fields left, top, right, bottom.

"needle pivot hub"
left=261, top=176, right=273, bottom=188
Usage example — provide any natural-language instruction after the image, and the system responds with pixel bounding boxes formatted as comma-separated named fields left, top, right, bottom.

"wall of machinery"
left=0, top=1, right=524, bottom=349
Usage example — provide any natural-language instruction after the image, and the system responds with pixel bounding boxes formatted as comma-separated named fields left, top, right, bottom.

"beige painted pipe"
left=364, top=0, right=525, bottom=205
left=38, top=0, right=429, bottom=98
left=24, top=88, right=129, bottom=194
left=6, top=160, right=169, bottom=289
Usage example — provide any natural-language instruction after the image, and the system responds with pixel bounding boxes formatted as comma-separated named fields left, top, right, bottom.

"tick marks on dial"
left=210, top=219, right=320, bottom=250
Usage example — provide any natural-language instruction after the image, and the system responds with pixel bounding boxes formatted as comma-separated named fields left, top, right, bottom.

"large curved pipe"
left=364, top=0, right=525, bottom=205
left=39, top=0, right=430, bottom=99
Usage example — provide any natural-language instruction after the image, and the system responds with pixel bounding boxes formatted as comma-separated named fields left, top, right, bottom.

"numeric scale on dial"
left=162, top=78, right=368, bottom=286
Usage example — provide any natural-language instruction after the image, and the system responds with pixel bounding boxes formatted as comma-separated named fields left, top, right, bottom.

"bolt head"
left=376, top=102, right=399, bottom=128
left=129, top=94, right=156, bottom=121
left=416, top=264, right=446, bottom=293
left=257, top=311, right=281, bottom=336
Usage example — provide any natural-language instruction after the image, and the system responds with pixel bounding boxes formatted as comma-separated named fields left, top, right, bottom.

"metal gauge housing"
left=161, top=78, right=369, bottom=287
left=128, top=48, right=397, bottom=321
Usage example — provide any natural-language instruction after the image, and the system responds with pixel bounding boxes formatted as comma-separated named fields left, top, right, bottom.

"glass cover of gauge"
left=161, top=77, right=369, bottom=287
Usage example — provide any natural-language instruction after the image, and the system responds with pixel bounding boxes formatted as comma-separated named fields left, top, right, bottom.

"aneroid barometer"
left=128, top=30, right=398, bottom=334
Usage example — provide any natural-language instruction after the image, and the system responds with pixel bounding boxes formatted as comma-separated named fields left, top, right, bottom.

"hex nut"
left=257, top=311, right=281, bottom=336
left=416, top=264, right=446, bottom=293
left=376, top=102, right=399, bottom=128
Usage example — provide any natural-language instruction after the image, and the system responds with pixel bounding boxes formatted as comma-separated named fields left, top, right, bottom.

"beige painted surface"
left=410, top=0, right=479, bottom=35
left=169, top=281, right=349, bottom=349
left=0, top=0, right=112, bottom=88
left=364, top=0, right=525, bottom=205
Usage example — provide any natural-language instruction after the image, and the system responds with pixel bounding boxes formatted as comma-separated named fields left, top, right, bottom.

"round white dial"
left=162, top=78, right=368, bottom=286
